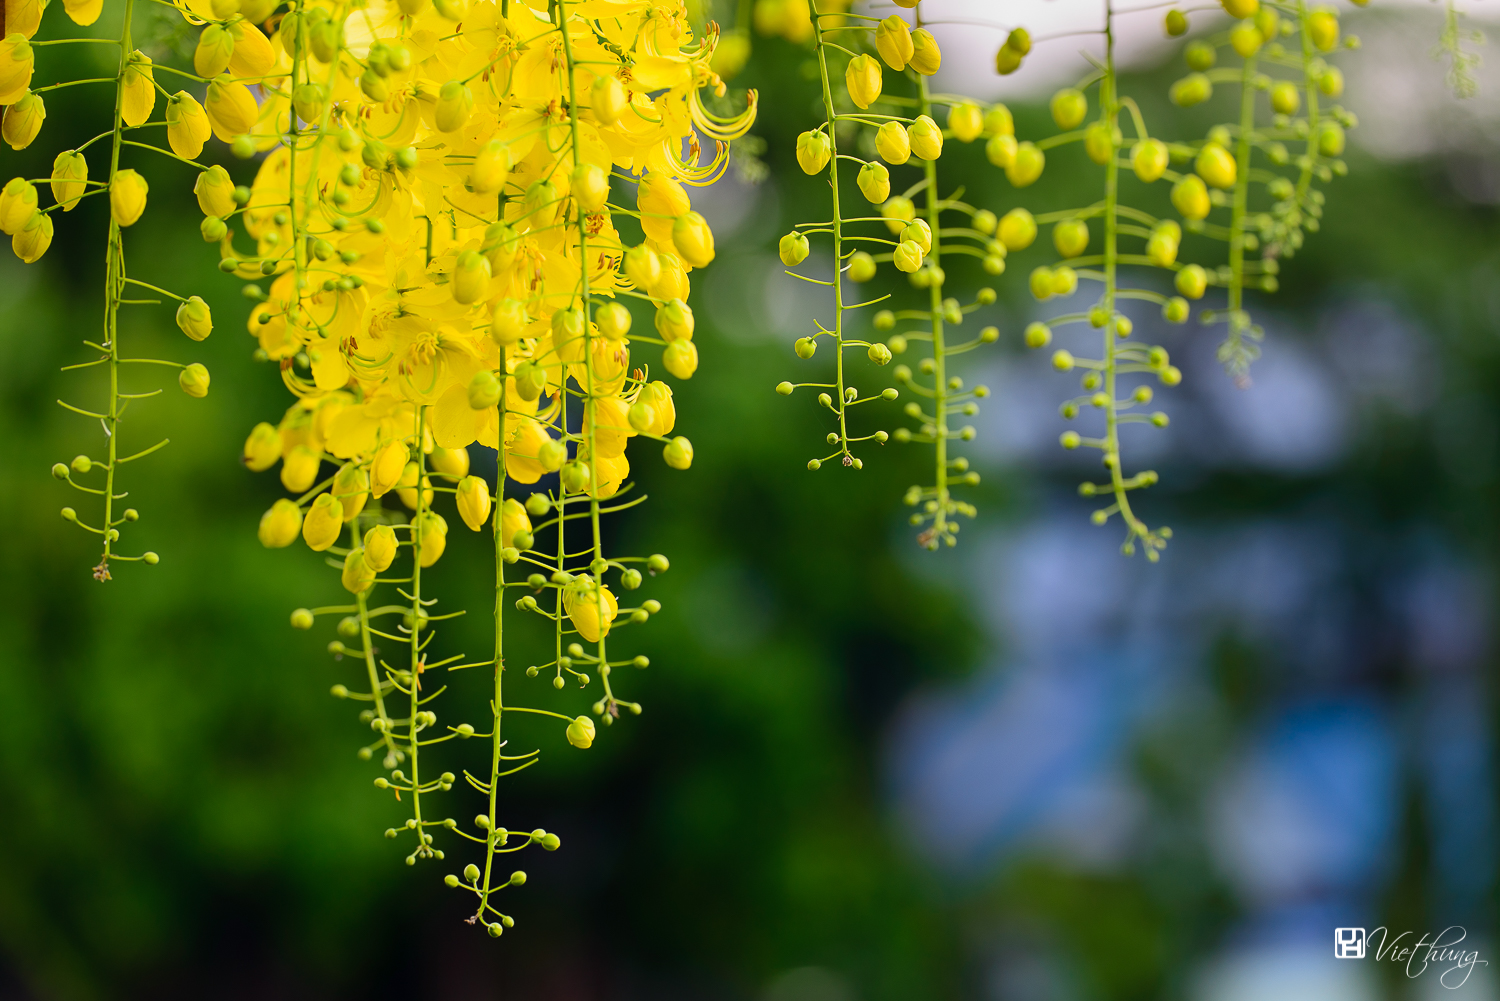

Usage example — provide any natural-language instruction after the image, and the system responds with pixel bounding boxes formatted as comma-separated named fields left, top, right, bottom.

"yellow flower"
left=11, top=209, right=49, bottom=263
left=908, top=115, right=943, bottom=160
left=845, top=53, right=882, bottom=109
left=194, top=24, right=235, bottom=78
left=0, top=35, right=35, bottom=106
left=175, top=296, right=213, bottom=340
left=1, top=89, right=41, bottom=149
left=585, top=395, right=634, bottom=459
left=363, top=524, right=398, bottom=572
left=628, top=381, right=676, bottom=435
left=909, top=28, right=941, bottom=74
left=796, top=130, right=831, bottom=175
left=948, top=102, right=983, bottom=143
left=205, top=76, right=258, bottom=140
left=333, top=462, right=369, bottom=521
left=166, top=93, right=211, bottom=159
left=121, top=51, right=155, bottom=128
left=281, top=443, right=321, bottom=492
left=671, top=211, right=715, bottom=268
left=7, top=0, right=42, bottom=38
left=499, top=497, right=532, bottom=549
left=456, top=475, right=492, bottom=531
left=243, top=421, right=281, bottom=471
left=562, top=575, right=618, bottom=642
left=663, top=339, right=698, bottom=380
left=61, top=0, right=102, bottom=25
left=302, top=492, right=343, bottom=551
left=50, top=150, right=87, bottom=211
left=875, top=16, right=913, bottom=70
left=194, top=165, right=235, bottom=217
left=110, top=169, right=148, bottom=227
left=341, top=550, right=375, bottom=593
left=876, top=121, right=910, bottom=164
left=257, top=498, right=302, bottom=548
left=1195, top=142, right=1236, bottom=188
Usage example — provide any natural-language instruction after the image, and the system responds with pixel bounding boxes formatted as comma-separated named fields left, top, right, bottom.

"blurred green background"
left=0, top=1, right=1496, bottom=998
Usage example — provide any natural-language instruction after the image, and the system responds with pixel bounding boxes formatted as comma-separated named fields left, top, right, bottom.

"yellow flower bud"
left=1052, top=266, right=1078, bottom=297
left=908, top=115, right=943, bottom=160
left=650, top=253, right=690, bottom=301
left=165, top=92, right=211, bottom=159
left=672, top=211, right=715, bottom=268
left=414, top=511, right=447, bottom=567
left=281, top=443, right=320, bottom=492
left=909, top=28, right=941, bottom=74
left=173, top=360, right=208, bottom=399
left=292, top=82, right=326, bottom=123
left=302, top=492, right=343, bottom=551
left=1050, top=88, right=1087, bottom=130
left=973, top=209, right=998, bottom=235
left=467, top=139, right=510, bottom=195
left=1171, top=174, right=1211, bottom=219
left=986, top=134, right=1017, bottom=169
left=1230, top=21, right=1262, bottom=58
left=1176, top=263, right=1208, bottom=299
left=562, top=577, right=618, bottom=642
left=654, top=298, right=695, bottom=342
left=623, top=244, right=661, bottom=290
left=901, top=218, right=932, bottom=255
left=948, top=102, right=983, bottom=143
left=1319, top=67, right=1344, bottom=97
left=879, top=195, right=915, bottom=235
left=1053, top=219, right=1088, bottom=258
left=227, top=20, right=275, bottom=77
left=848, top=252, right=876, bottom=282
left=1318, top=122, right=1345, bottom=157
left=205, top=75, right=258, bottom=140
left=499, top=497, right=532, bottom=548
left=430, top=446, right=469, bottom=479
left=1147, top=221, right=1181, bottom=267
left=397, top=461, right=433, bottom=510
left=572, top=161, right=609, bottom=212
left=468, top=370, right=501, bottom=409
left=1131, top=138, right=1169, bottom=183
left=893, top=240, right=924, bottom=273
left=552, top=307, right=586, bottom=361
left=628, top=381, right=675, bottom=435
left=451, top=250, right=491, bottom=306
left=796, top=130, right=831, bottom=174
left=456, top=475, right=492, bottom=531
left=857, top=161, right=890, bottom=203
left=0, top=177, right=36, bottom=234
left=845, top=53, right=883, bottom=109
left=108, top=169, right=148, bottom=227
left=1270, top=81, right=1300, bottom=115
left=876, top=120, right=910, bottom=165
left=663, top=435, right=693, bottom=469
left=61, top=0, right=101, bottom=23
left=1084, top=122, right=1116, bottom=166
left=1221, top=0, right=1258, bottom=17
left=1169, top=73, right=1213, bottom=107
left=566, top=715, right=596, bottom=749
left=0, top=35, right=34, bottom=106
left=1195, top=142, right=1236, bottom=189
left=175, top=295, right=213, bottom=341
left=522, top=179, right=559, bottom=228
left=663, top=339, right=698, bottom=380
left=243, top=422, right=280, bottom=471
left=998, top=208, right=1037, bottom=251
left=363, top=524, right=397, bottom=572
left=194, top=165, right=235, bottom=218
left=489, top=298, right=529, bottom=346
left=259, top=499, right=303, bottom=548
left=341, top=549, right=376, bottom=593
left=1006, top=142, right=1044, bottom=187
left=11, top=208, right=50, bottom=263
left=590, top=74, right=627, bottom=126
left=435, top=80, right=473, bottom=133
left=121, top=51, right=155, bottom=128
left=194, top=24, right=235, bottom=77
left=1308, top=8, right=1338, bottom=50
left=48, top=150, right=87, bottom=212
left=1, top=90, right=42, bottom=150
left=482, top=221, right=520, bottom=271
left=597, top=302, right=632, bottom=339
left=333, top=462, right=369, bottom=521
left=875, top=16, right=914, bottom=70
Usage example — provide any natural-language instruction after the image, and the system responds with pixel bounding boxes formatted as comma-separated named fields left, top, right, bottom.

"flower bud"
left=868, top=342, right=892, bottom=365
left=451, top=250, right=491, bottom=306
left=178, top=362, right=210, bottom=398
left=995, top=34, right=1026, bottom=75
left=893, top=240, right=924, bottom=273
left=1170, top=73, right=1213, bottom=107
left=280, top=444, right=320, bottom=492
left=948, top=101, right=983, bottom=143
left=591, top=75, right=627, bottom=125
left=796, top=130, right=831, bottom=174
left=363, top=524, right=397, bottom=572
left=414, top=511, right=448, bottom=567
left=1147, top=230, right=1179, bottom=268
left=1024, top=322, right=1052, bottom=349
left=1053, top=219, right=1088, bottom=258
left=370, top=439, right=408, bottom=498
left=1317, top=122, right=1345, bottom=157
left=1175, top=263, right=1208, bottom=299
left=663, top=339, right=698, bottom=379
left=876, top=121, right=910, bottom=165
left=566, top=715, right=596, bottom=749
left=1132, top=139, right=1169, bottom=183
left=341, top=550, right=376, bottom=593
left=290, top=608, right=314, bottom=630
left=875, top=15, right=914, bottom=69
left=487, top=298, right=529, bottom=346
left=909, top=28, right=941, bottom=74
left=1050, top=88, right=1087, bottom=130
left=359, top=68, right=388, bottom=103
left=562, top=579, right=617, bottom=642
left=985, top=134, right=1017, bottom=169
left=0, top=177, right=36, bottom=235
left=169, top=296, right=213, bottom=342
left=654, top=298, right=695, bottom=342
left=1030, top=266, right=1055, bottom=300
left=879, top=195, right=915, bottom=235
left=302, top=492, right=343, bottom=551
left=206, top=76, right=258, bottom=140
left=111, top=169, right=148, bottom=227
left=1195, top=142, right=1236, bottom=188
left=1319, top=67, right=1344, bottom=97
left=672, top=211, right=715, bottom=268
left=1163, top=296, right=1191, bottom=323
left=560, top=459, right=590, bottom=494
left=845, top=53, right=883, bottom=109
left=456, top=475, right=492, bottom=531
left=1, top=90, right=42, bottom=150
left=195, top=23, right=235, bottom=77
left=195, top=165, right=236, bottom=218
left=538, top=438, right=567, bottom=472
left=596, top=302, right=632, bottom=339
left=1308, top=8, right=1338, bottom=50
left=1171, top=174, right=1210, bottom=220
left=848, top=252, right=876, bottom=283
left=397, top=461, right=433, bottom=511
left=1166, top=9, right=1188, bottom=35
left=463, top=371, right=501, bottom=411
left=1006, top=142, right=1044, bottom=187
left=164, top=92, right=210, bottom=159
left=1052, top=267, right=1078, bottom=297
left=0, top=36, right=34, bottom=106
left=499, top=497, right=532, bottom=548
left=258, top=498, right=302, bottom=548
left=857, top=161, right=890, bottom=203
left=11, top=210, right=50, bottom=263
left=998, top=208, right=1036, bottom=251
left=1230, top=21, right=1262, bottom=58
left=435, top=80, right=473, bottom=133
left=571, top=161, right=608, bottom=212
left=243, top=422, right=280, bottom=471
left=623, top=244, right=661, bottom=290
left=292, top=82, right=326, bottom=123
left=1222, top=0, right=1258, bottom=16
left=908, top=115, right=943, bottom=160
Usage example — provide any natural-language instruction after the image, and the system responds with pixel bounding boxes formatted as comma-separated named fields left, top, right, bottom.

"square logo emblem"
left=1335, top=928, right=1366, bottom=959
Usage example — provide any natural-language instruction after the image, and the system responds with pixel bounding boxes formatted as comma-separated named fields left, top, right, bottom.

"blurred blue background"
left=0, top=0, right=1495, bottom=998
